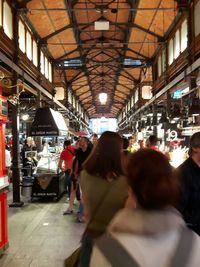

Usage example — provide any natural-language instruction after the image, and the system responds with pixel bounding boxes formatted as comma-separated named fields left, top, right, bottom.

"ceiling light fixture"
left=94, top=21, right=110, bottom=31
left=21, top=114, right=29, bottom=121
left=99, top=93, right=107, bottom=105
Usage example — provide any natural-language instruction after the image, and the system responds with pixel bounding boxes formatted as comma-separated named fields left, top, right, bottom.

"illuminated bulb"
left=99, top=93, right=107, bottom=104
left=21, top=114, right=29, bottom=121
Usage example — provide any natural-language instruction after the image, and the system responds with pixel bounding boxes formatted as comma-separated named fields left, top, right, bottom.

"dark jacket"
left=178, top=157, right=200, bottom=235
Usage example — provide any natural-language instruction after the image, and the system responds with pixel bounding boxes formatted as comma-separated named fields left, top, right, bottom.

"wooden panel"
left=27, top=0, right=70, bottom=38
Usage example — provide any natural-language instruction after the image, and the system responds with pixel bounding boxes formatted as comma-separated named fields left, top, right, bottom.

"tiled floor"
left=0, top=194, right=85, bottom=267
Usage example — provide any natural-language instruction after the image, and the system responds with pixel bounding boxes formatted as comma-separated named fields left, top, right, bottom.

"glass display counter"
left=32, top=153, right=65, bottom=200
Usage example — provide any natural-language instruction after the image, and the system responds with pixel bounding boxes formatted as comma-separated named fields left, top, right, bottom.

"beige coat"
left=90, top=208, right=200, bottom=267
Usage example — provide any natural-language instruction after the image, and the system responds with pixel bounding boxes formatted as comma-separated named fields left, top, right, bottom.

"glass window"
left=32, top=40, right=38, bottom=66
left=174, top=30, right=180, bottom=59
left=158, top=55, right=162, bottom=77
left=68, top=90, right=72, bottom=104
left=132, top=95, right=134, bottom=107
left=134, top=89, right=138, bottom=103
left=162, top=49, right=166, bottom=72
left=168, top=39, right=174, bottom=65
left=3, top=1, right=13, bottom=39
left=181, top=20, right=188, bottom=52
left=0, top=0, right=2, bottom=26
left=194, top=1, right=200, bottom=37
left=40, top=51, right=45, bottom=74
left=44, top=57, right=48, bottom=79
left=142, top=85, right=152, bottom=100
left=18, top=20, right=25, bottom=53
left=48, top=62, right=52, bottom=82
left=26, top=31, right=32, bottom=60
left=73, top=96, right=76, bottom=108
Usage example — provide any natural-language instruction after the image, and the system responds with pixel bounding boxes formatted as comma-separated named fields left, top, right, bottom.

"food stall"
left=0, top=86, right=9, bottom=254
left=29, top=107, right=67, bottom=200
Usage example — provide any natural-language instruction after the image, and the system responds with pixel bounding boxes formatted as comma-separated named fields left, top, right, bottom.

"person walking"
left=176, top=132, right=200, bottom=235
left=78, top=131, right=128, bottom=266
left=63, top=136, right=92, bottom=216
left=90, top=149, right=200, bottom=267
left=58, top=140, right=75, bottom=200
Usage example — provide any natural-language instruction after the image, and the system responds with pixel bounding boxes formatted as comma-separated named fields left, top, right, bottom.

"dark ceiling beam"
left=55, top=48, right=79, bottom=61
left=27, top=7, right=177, bottom=12
left=116, top=90, right=129, bottom=96
left=78, top=90, right=91, bottom=98
left=68, top=70, right=83, bottom=83
left=132, top=23, right=163, bottom=40
left=72, top=84, right=89, bottom=91
left=126, top=47, right=150, bottom=60
left=65, top=0, right=93, bottom=116
left=113, top=94, right=125, bottom=101
left=122, top=68, right=137, bottom=81
left=40, top=24, right=72, bottom=44
left=81, top=95, right=93, bottom=102
left=118, top=83, right=132, bottom=91
left=107, top=0, right=139, bottom=114
left=15, top=0, right=32, bottom=9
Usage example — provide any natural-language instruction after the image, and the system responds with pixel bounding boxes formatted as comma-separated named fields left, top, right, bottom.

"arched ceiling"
left=18, top=0, right=178, bottom=118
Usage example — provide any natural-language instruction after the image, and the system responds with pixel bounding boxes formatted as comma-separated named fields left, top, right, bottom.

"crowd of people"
left=5, top=130, right=200, bottom=266
left=59, top=131, right=200, bottom=267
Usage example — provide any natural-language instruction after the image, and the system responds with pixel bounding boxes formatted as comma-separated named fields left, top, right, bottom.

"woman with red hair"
left=90, top=149, right=200, bottom=267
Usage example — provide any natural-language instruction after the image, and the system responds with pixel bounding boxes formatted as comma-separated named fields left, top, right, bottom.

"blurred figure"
left=90, top=149, right=200, bottom=267
left=72, top=136, right=80, bottom=150
left=5, top=145, right=12, bottom=177
left=63, top=136, right=92, bottom=216
left=91, top=133, right=98, bottom=146
left=127, top=135, right=139, bottom=153
left=139, top=139, right=145, bottom=149
left=146, top=135, right=159, bottom=151
left=79, top=131, right=128, bottom=266
left=177, top=132, right=200, bottom=235
left=58, top=140, right=75, bottom=199
left=122, top=137, right=130, bottom=168
left=122, top=137, right=129, bottom=154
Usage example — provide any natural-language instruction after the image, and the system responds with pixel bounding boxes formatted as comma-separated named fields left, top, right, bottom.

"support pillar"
left=9, top=82, right=24, bottom=207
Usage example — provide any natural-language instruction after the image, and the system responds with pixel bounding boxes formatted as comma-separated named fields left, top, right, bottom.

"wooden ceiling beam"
left=126, top=48, right=150, bottom=60
left=132, top=23, right=163, bottom=40
left=40, top=24, right=73, bottom=44
left=55, top=49, right=79, bottom=61
left=15, top=0, right=32, bottom=9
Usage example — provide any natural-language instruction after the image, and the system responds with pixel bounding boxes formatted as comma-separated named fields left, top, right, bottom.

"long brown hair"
left=83, top=131, right=123, bottom=179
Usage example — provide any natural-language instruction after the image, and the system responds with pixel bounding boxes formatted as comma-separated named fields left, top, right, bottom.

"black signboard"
left=30, top=107, right=67, bottom=136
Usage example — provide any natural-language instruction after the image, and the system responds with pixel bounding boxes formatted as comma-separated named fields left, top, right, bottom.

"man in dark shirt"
left=75, top=137, right=92, bottom=221
left=177, top=132, right=200, bottom=235
left=63, top=136, right=92, bottom=216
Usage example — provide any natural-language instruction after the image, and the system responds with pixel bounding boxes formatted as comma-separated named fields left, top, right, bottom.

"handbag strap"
left=96, top=235, right=140, bottom=267
left=95, top=227, right=195, bottom=267
left=171, top=227, right=194, bottom=267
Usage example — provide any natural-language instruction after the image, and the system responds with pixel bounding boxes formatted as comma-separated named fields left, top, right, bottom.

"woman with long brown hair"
left=79, top=131, right=128, bottom=266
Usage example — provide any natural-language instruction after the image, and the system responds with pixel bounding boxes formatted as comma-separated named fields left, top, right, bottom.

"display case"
left=32, top=153, right=65, bottom=200
left=29, top=107, right=68, bottom=200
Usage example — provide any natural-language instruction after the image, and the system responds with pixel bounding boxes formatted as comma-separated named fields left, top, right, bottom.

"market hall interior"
left=1, top=0, right=200, bottom=266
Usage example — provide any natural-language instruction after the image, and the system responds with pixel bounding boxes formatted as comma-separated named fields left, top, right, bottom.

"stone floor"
left=0, top=193, right=85, bottom=267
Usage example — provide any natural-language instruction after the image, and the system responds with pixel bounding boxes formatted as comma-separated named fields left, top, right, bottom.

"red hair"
left=126, top=149, right=180, bottom=210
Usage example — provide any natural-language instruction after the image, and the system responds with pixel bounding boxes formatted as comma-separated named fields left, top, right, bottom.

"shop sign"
left=166, top=129, right=178, bottom=141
